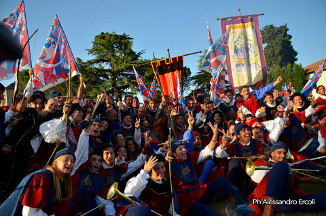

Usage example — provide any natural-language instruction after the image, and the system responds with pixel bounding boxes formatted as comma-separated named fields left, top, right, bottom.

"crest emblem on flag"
left=0, top=1, right=31, bottom=80
left=33, top=15, right=79, bottom=91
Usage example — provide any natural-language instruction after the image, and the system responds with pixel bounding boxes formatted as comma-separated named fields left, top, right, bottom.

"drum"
left=298, top=138, right=320, bottom=158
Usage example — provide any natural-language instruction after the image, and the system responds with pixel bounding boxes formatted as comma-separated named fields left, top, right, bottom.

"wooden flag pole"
left=216, top=13, right=264, bottom=20
left=137, top=50, right=201, bottom=67
left=13, top=28, right=38, bottom=105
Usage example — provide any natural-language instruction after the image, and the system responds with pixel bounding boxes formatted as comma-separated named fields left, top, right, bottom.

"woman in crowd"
left=0, top=148, right=76, bottom=216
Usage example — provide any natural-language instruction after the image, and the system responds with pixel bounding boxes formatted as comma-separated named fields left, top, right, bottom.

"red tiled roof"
left=304, top=59, right=326, bottom=74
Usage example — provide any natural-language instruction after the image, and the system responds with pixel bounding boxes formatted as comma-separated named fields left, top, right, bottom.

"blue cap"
left=271, top=141, right=288, bottom=152
left=234, top=122, right=249, bottom=136
left=49, top=90, right=62, bottom=99
left=171, top=139, right=183, bottom=151
left=92, top=116, right=102, bottom=124
left=54, top=148, right=76, bottom=161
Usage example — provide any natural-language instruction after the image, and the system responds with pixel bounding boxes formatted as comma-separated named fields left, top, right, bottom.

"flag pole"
left=137, top=50, right=201, bottom=67
left=216, top=13, right=264, bottom=20
left=150, top=59, right=177, bottom=139
left=13, top=28, right=38, bottom=105
left=167, top=49, right=171, bottom=59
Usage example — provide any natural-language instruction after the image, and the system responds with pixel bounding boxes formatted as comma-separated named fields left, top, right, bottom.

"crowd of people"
left=0, top=72, right=325, bottom=216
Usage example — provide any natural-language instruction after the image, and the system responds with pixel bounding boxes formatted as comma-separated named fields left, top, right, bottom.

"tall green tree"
left=80, top=31, right=144, bottom=99
left=267, top=63, right=305, bottom=92
left=191, top=50, right=230, bottom=95
left=261, top=24, right=298, bottom=69
left=190, top=50, right=211, bottom=94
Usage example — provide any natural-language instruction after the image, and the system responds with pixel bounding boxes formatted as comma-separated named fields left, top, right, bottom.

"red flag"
left=33, top=16, right=79, bottom=91
left=0, top=1, right=31, bottom=80
left=151, top=56, right=183, bottom=99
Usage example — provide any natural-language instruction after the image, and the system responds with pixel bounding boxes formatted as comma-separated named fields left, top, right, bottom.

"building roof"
left=304, top=59, right=326, bottom=74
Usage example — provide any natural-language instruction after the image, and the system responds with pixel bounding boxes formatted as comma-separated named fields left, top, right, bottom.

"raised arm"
left=76, top=75, right=84, bottom=100
left=124, top=156, right=158, bottom=198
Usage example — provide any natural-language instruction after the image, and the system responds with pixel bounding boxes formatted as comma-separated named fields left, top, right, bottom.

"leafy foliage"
left=266, top=63, right=305, bottom=92
left=261, top=24, right=298, bottom=69
left=190, top=50, right=211, bottom=94
left=80, top=31, right=144, bottom=100
left=191, top=49, right=230, bottom=96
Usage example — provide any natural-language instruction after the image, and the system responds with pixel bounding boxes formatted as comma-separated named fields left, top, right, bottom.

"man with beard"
left=135, top=106, right=150, bottom=128
left=118, top=95, right=137, bottom=116
left=219, top=89, right=238, bottom=121
left=248, top=142, right=326, bottom=215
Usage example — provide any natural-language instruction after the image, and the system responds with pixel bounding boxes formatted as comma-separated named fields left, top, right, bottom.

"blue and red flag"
left=0, top=1, right=31, bottom=80
left=301, top=59, right=326, bottom=97
left=176, top=74, right=185, bottom=114
left=282, top=84, right=290, bottom=107
left=202, top=17, right=230, bottom=106
left=149, top=76, right=157, bottom=98
left=133, top=66, right=150, bottom=100
left=33, top=15, right=79, bottom=91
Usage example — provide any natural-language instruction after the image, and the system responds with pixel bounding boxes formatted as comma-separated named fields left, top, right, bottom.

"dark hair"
left=317, top=85, right=325, bottom=93
left=84, top=96, right=92, bottom=100
left=69, top=103, right=83, bottom=116
left=206, top=100, right=214, bottom=105
left=28, top=94, right=44, bottom=104
left=121, top=112, right=132, bottom=120
left=101, top=143, right=115, bottom=153
left=82, top=105, right=93, bottom=118
left=0, top=83, right=5, bottom=91
left=244, top=114, right=254, bottom=121
left=235, top=93, right=242, bottom=99
left=115, top=145, right=126, bottom=154
left=212, top=110, right=223, bottom=121
left=90, top=151, right=102, bottom=158
left=196, top=95, right=204, bottom=103
left=33, top=91, right=46, bottom=104
left=174, top=113, right=184, bottom=119
left=225, top=89, right=233, bottom=95
left=124, top=95, right=133, bottom=101
left=125, top=136, right=135, bottom=143
left=239, top=86, right=249, bottom=93
left=251, top=126, right=262, bottom=133
left=146, top=154, right=165, bottom=164
left=263, top=91, right=273, bottom=98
